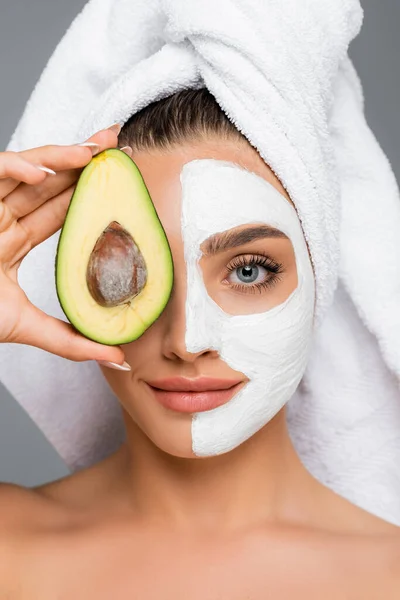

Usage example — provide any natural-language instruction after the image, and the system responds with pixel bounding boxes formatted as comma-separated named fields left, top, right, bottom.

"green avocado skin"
left=55, top=148, right=174, bottom=346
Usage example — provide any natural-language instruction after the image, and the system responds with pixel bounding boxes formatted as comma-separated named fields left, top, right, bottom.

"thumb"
left=17, top=303, right=128, bottom=365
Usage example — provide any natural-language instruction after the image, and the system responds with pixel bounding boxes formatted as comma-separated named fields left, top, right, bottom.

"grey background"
left=0, top=0, right=399, bottom=487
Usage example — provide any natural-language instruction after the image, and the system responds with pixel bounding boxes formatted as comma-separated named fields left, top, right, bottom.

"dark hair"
left=118, top=87, right=247, bottom=152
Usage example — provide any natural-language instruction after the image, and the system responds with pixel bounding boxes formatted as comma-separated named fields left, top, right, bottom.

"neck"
left=111, top=408, right=319, bottom=533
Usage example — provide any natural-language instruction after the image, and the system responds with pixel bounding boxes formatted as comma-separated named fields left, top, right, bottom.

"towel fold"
left=1, top=0, right=399, bottom=524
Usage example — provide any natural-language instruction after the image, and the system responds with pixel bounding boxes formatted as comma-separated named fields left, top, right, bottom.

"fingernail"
left=107, top=123, right=122, bottom=136
left=120, top=145, right=132, bottom=157
left=34, top=164, right=56, bottom=175
left=97, top=360, right=131, bottom=371
left=78, top=142, right=101, bottom=156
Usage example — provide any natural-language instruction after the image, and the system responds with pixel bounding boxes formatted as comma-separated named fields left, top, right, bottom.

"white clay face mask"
left=180, top=159, right=315, bottom=456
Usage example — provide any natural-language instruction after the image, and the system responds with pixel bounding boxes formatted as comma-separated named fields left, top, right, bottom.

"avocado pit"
left=86, top=220, right=147, bottom=307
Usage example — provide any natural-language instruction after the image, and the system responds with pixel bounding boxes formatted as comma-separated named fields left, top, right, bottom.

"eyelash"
left=224, top=254, right=284, bottom=294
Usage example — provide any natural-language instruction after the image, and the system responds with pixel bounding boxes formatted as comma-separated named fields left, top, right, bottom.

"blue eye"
left=225, top=254, right=284, bottom=293
left=231, top=264, right=263, bottom=284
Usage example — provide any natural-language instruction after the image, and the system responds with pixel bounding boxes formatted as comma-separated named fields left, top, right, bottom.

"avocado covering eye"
left=55, top=148, right=174, bottom=345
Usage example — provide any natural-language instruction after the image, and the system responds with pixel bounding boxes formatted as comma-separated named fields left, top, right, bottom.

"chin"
left=148, top=432, right=199, bottom=459
left=119, top=393, right=198, bottom=458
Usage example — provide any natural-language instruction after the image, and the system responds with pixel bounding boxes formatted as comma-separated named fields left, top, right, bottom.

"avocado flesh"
left=55, top=148, right=174, bottom=345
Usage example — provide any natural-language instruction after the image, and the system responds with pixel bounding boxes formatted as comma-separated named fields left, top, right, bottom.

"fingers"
left=17, top=128, right=119, bottom=172
left=0, top=152, right=50, bottom=198
left=0, top=219, right=31, bottom=268
left=1, top=184, right=75, bottom=268
left=16, top=302, right=127, bottom=363
left=1, top=127, right=120, bottom=218
left=11, top=185, right=75, bottom=264
left=3, top=166, right=79, bottom=222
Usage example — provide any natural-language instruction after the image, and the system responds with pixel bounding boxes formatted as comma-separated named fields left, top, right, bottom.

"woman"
left=0, top=88, right=399, bottom=598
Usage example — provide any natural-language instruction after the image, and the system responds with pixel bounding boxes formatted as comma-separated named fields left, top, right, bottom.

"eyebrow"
left=201, top=225, right=289, bottom=256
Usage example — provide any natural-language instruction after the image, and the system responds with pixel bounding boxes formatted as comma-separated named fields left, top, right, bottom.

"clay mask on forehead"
left=180, top=159, right=315, bottom=456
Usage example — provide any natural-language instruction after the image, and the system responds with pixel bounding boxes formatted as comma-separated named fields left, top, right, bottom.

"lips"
left=146, top=377, right=245, bottom=413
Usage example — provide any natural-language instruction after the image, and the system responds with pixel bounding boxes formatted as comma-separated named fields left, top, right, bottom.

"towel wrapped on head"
left=1, top=0, right=400, bottom=524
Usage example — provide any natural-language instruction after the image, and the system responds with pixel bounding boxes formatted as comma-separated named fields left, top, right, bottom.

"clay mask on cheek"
left=180, top=159, right=315, bottom=456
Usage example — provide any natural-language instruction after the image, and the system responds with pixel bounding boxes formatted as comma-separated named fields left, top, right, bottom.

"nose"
left=160, top=280, right=219, bottom=363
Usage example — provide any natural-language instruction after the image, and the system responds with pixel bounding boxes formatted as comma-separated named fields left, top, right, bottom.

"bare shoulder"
left=0, top=448, right=125, bottom=532
left=341, top=499, right=399, bottom=536
left=0, top=477, right=90, bottom=594
left=314, top=483, right=400, bottom=589
left=0, top=481, right=65, bottom=554
left=0, top=482, right=43, bottom=530
left=0, top=476, right=87, bottom=541
left=0, top=483, right=46, bottom=587
left=311, top=476, right=400, bottom=536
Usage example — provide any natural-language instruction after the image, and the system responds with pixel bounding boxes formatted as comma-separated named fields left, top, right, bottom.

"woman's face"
left=100, top=137, right=315, bottom=458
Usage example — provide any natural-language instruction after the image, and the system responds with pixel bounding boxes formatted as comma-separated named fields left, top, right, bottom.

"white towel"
left=1, top=0, right=400, bottom=524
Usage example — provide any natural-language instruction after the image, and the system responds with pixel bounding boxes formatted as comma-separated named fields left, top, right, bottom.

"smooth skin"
left=0, top=133, right=399, bottom=599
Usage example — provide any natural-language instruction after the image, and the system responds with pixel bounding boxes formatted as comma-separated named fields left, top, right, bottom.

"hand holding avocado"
left=0, top=125, right=129, bottom=365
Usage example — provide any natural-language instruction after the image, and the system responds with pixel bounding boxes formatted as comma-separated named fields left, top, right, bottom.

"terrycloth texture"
left=0, top=0, right=399, bottom=523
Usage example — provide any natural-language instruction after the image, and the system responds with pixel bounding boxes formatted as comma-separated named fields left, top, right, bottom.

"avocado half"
left=55, top=148, right=174, bottom=345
